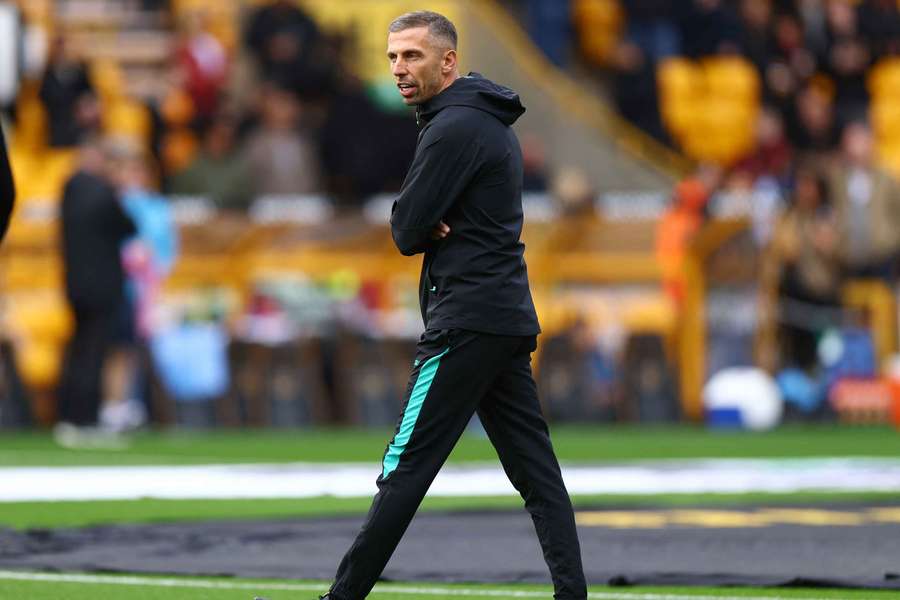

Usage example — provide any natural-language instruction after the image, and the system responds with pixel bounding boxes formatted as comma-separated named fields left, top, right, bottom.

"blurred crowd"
left=33, top=0, right=418, bottom=212
left=4, top=0, right=900, bottom=433
left=518, top=0, right=900, bottom=422
left=5, top=0, right=429, bottom=435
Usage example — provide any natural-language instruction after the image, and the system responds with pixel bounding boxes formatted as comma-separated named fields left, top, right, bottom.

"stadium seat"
left=868, top=58, right=900, bottom=100
left=91, top=59, right=127, bottom=102
left=871, top=99, right=900, bottom=142
left=876, top=138, right=900, bottom=177
left=657, top=58, right=702, bottom=104
left=703, top=56, right=759, bottom=103
left=102, top=98, right=152, bottom=145
left=573, top=0, right=623, bottom=66
left=13, top=95, right=48, bottom=153
left=661, top=97, right=698, bottom=138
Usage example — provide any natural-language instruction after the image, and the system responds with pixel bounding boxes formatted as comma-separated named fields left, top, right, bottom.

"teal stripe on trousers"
left=382, top=347, right=449, bottom=479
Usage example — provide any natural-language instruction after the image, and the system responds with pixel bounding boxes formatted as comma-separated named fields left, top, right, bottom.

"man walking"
left=321, top=11, right=587, bottom=600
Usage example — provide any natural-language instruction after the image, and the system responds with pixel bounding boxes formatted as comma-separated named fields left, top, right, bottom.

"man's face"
left=387, top=26, right=447, bottom=105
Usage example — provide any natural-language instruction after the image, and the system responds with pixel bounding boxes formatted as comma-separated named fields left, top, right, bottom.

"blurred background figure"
left=656, top=173, right=712, bottom=305
left=526, top=0, right=573, bottom=67
left=174, top=9, right=229, bottom=125
left=100, top=137, right=178, bottom=432
left=764, top=165, right=841, bottom=371
left=57, top=139, right=136, bottom=436
left=735, top=106, right=794, bottom=184
left=39, top=35, right=100, bottom=148
left=243, top=0, right=325, bottom=99
left=242, top=83, right=322, bottom=197
left=169, top=112, right=253, bottom=212
left=831, top=120, right=900, bottom=280
left=520, top=133, right=550, bottom=193
left=823, top=0, right=871, bottom=126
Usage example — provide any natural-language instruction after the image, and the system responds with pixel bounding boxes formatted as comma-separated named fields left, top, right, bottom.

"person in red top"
left=175, top=10, right=228, bottom=121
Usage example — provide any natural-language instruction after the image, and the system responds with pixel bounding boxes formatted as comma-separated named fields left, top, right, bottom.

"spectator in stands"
left=858, top=0, right=900, bottom=58
left=609, top=38, right=668, bottom=143
left=243, top=0, right=326, bottom=99
left=520, top=133, right=550, bottom=193
left=0, top=121, right=13, bottom=243
left=736, top=105, right=793, bottom=183
left=318, top=51, right=417, bottom=208
left=678, top=0, right=741, bottom=58
left=241, top=83, right=322, bottom=197
left=623, top=0, right=680, bottom=62
left=786, top=80, right=838, bottom=158
left=551, top=166, right=593, bottom=217
left=764, top=11, right=817, bottom=115
left=763, top=166, right=840, bottom=370
left=822, top=0, right=872, bottom=124
left=609, top=1, right=677, bottom=141
left=526, top=0, right=572, bottom=67
left=57, top=139, right=136, bottom=430
left=170, top=113, right=254, bottom=212
left=830, top=121, right=900, bottom=280
left=175, top=9, right=229, bottom=123
left=737, top=0, right=775, bottom=74
left=39, top=35, right=100, bottom=148
left=656, top=174, right=711, bottom=304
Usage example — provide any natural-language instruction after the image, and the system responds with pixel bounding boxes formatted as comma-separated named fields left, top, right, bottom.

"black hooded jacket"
left=0, top=123, right=14, bottom=243
left=390, top=73, right=540, bottom=336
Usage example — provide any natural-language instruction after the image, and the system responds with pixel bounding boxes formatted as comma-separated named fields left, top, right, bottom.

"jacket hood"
left=417, top=72, right=525, bottom=126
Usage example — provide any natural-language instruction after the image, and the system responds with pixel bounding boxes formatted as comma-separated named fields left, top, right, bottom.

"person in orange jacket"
left=656, top=177, right=710, bottom=304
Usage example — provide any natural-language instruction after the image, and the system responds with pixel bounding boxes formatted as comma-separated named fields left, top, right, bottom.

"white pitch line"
left=0, top=570, right=837, bottom=600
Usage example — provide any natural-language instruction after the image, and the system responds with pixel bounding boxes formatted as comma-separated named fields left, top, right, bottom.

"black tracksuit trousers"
left=329, top=328, right=588, bottom=600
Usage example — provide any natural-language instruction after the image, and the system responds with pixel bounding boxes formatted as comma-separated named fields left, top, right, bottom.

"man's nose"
left=392, top=60, right=407, bottom=77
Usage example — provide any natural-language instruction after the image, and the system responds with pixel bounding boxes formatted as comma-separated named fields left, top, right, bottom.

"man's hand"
left=430, top=221, right=450, bottom=240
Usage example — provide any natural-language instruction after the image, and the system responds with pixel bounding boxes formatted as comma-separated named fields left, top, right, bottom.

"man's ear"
left=442, top=49, right=457, bottom=74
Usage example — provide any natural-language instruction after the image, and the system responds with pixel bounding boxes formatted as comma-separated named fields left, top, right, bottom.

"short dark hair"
left=389, top=11, right=457, bottom=50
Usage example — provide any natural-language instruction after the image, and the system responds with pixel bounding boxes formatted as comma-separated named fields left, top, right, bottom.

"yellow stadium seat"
left=8, top=291, right=72, bottom=389
left=18, top=341, right=65, bottom=390
left=687, top=102, right=756, bottom=165
left=657, top=58, right=702, bottom=103
left=876, top=139, right=900, bottom=178
left=573, top=0, right=624, bottom=66
left=868, top=58, right=900, bottom=99
left=13, top=96, right=48, bottom=153
left=91, top=59, right=126, bottom=102
left=29, top=149, right=77, bottom=200
left=660, top=97, right=698, bottom=138
left=871, top=99, right=900, bottom=142
left=103, top=99, right=152, bottom=145
left=703, top=56, right=759, bottom=102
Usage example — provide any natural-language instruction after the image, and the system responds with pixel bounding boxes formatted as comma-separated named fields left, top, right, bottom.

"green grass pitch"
left=2, top=425, right=899, bottom=598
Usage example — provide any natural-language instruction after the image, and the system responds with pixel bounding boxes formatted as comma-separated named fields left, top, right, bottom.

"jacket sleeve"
left=0, top=122, right=15, bottom=244
left=108, top=189, right=137, bottom=242
left=390, top=121, right=482, bottom=256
